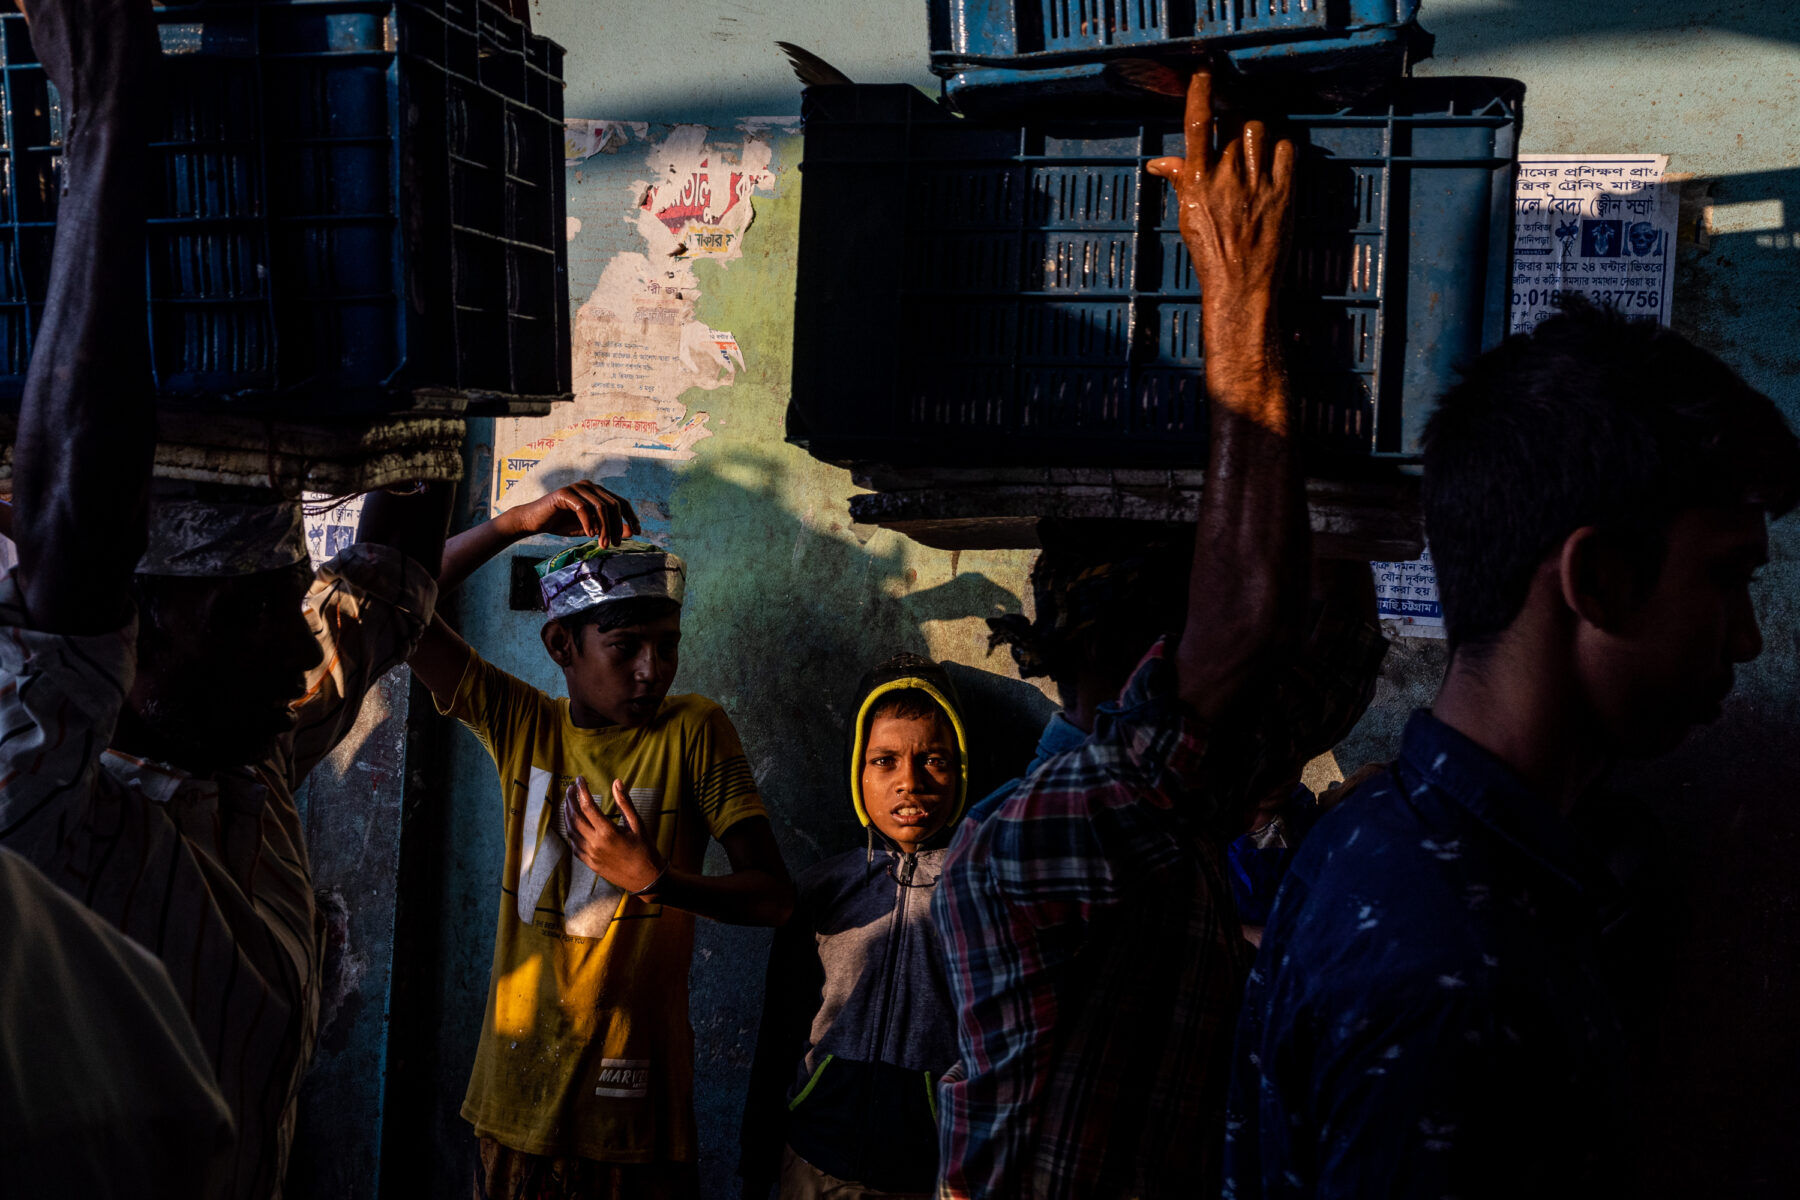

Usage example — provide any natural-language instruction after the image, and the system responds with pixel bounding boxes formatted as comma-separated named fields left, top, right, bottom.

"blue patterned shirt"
left=1225, top=711, right=1631, bottom=1199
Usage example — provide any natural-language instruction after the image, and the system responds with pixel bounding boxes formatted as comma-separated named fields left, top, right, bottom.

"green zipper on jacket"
left=788, top=1053, right=835, bottom=1111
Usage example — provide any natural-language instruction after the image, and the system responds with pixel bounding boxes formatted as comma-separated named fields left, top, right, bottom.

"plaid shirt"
left=932, top=616, right=1386, bottom=1200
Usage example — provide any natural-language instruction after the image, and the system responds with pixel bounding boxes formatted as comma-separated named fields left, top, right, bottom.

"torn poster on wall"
left=1510, top=154, right=1677, bottom=335
left=564, top=119, right=648, bottom=165
left=1373, top=547, right=1445, bottom=639
left=493, top=125, right=781, bottom=517
left=1377, top=154, right=1678, bottom=636
left=303, top=493, right=366, bottom=566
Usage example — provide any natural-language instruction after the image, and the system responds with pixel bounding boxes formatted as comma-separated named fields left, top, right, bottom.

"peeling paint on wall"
left=492, top=127, right=781, bottom=513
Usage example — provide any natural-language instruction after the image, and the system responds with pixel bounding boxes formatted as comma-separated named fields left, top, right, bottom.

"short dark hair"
left=554, top=596, right=682, bottom=644
left=1422, top=298, right=1800, bottom=651
left=867, top=687, right=950, bottom=727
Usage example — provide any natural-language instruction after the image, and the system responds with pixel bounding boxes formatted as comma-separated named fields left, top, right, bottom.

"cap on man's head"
left=135, top=481, right=308, bottom=577
left=536, top=539, right=685, bottom=620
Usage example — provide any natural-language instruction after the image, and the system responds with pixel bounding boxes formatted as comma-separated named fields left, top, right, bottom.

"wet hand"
left=505, top=482, right=640, bottom=546
left=566, top=776, right=665, bottom=895
left=1145, top=72, right=1295, bottom=358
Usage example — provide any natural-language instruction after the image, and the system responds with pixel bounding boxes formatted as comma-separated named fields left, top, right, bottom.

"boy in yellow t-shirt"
left=410, top=482, right=795, bottom=1199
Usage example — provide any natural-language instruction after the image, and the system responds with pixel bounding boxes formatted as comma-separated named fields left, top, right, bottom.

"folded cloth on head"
left=536, top=539, right=685, bottom=620
left=135, top=483, right=308, bottom=577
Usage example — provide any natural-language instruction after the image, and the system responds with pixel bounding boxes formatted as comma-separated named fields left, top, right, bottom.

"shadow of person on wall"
left=409, top=446, right=1047, bottom=1199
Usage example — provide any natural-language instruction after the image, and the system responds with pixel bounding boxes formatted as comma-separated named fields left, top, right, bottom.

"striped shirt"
left=0, top=543, right=436, bottom=1200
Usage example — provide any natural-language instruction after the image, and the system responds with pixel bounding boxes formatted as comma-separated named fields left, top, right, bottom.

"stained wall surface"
left=384, top=2, right=1800, bottom=1195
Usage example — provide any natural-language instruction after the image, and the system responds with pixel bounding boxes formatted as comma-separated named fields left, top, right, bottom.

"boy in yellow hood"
left=740, top=654, right=971, bottom=1199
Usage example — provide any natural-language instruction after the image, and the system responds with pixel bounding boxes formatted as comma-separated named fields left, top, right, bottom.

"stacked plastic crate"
left=0, top=0, right=570, bottom=492
left=787, top=3, right=1524, bottom=553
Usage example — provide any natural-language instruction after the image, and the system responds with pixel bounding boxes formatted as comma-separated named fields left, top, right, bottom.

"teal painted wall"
left=409, top=3, right=1800, bottom=1195
left=421, top=118, right=1052, bottom=1195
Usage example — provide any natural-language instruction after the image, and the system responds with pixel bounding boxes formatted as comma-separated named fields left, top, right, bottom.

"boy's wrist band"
left=631, top=867, right=668, bottom=898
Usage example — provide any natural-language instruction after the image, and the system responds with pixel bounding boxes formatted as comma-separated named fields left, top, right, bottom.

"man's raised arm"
left=12, top=0, right=158, bottom=634
left=1147, top=72, right=1307, bottom=719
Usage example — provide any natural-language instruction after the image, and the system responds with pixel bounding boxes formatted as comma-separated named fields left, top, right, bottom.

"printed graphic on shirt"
left=594, top=1057, right=652, bottom=1100
left=517, top=768, right=666, bottom=936
left=446, top=653, right=769, bottom=1161
left=518, top=767, right=566, bottom=925
left=565, top=787, right=664, bottom=937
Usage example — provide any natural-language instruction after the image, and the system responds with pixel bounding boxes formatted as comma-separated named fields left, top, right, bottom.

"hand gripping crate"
left=787, top=79, right=1522, bottom=471
left=0, top=0, right=570, bottom=419
left=929, top=0, right=1429, bottom=114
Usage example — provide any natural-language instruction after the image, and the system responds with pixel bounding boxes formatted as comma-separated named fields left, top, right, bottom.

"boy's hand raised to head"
left=503, top=482, right=640, bottom=546
left=566, top=776, right=667, bottom=896
left=432, top=480, right=640, bottom=598
left=1147, top=71, right=1295, bottom=431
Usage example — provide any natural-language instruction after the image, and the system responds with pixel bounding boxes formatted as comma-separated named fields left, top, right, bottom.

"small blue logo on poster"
left=1580, top=219, right=1622, bottom=258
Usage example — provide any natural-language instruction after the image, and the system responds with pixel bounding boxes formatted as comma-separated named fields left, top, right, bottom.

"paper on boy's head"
left=535, top=539, right=685, bottom=619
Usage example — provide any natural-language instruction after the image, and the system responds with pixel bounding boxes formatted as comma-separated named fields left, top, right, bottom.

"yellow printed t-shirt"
left=441, top=646, right=766, bottom=1163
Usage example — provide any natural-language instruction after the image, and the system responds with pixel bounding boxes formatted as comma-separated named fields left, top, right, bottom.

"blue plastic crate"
left=0, top=0, right=569, bottom=418
left=929, top=1, right=1428, bottom=115
left=787, top=79, right=1521, bottom=469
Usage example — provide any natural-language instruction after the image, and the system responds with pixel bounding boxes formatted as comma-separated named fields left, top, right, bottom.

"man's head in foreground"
left=127, top=486, right=322, bottom=771
left=1423, top=298, right=1800, bottom=758
left=537, top=540, right=685, bottom=729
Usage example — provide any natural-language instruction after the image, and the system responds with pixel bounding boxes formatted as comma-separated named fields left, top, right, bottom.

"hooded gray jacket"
left=741, top=655, right=968, bottom=1196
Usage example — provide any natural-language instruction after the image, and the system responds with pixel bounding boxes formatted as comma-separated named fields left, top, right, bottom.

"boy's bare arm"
left=409, top=615, right=472, bottom=705
left=655, top=817, right=795, bottom=927
left=12, top=0, right=158, bottom=633
left=439, top=483, right=638, bottom=595
left=1146, top=73, right=1307, bottom=720
left=567, top=777, right=795, bottom=927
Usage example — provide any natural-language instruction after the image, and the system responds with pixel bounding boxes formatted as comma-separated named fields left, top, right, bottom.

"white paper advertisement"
left=1378, top=154, right=1679, bottom=636
left=1373, top=546, right=1445, bottom=638
left=1509, top=154, right=1678, bottom=335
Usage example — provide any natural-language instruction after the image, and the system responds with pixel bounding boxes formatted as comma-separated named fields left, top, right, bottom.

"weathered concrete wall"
left=393, top=2, right=1800, bottom=1196
left=416, top=123, right=1051, bottom=1195
left=289, top=667, right=413, bottom=1197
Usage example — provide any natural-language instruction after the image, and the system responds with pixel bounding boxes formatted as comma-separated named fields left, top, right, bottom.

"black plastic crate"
left=929, top=0, right=1428, bottom=114
left=0, top=0, right=569, bottom=418
left=788, top=79, right=1521, bottom=469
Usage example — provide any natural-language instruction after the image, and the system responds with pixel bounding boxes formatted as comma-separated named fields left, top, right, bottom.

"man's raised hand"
left=1146, top=71, right=1296, bottom=428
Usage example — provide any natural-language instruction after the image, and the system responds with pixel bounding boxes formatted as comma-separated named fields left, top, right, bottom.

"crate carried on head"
left=928, top=0, right=1431, bottom=115
left=0, top=0, right=571, bottom=426
left=788, top=79, right=1523, bottom=476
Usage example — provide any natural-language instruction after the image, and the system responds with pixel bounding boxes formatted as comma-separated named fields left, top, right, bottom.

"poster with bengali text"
left=1376, top=154, right=1678, bottom=637
left=1510, top=154, right=1677, bottom=335
left=1374, top=546, right=1445, bottom=638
